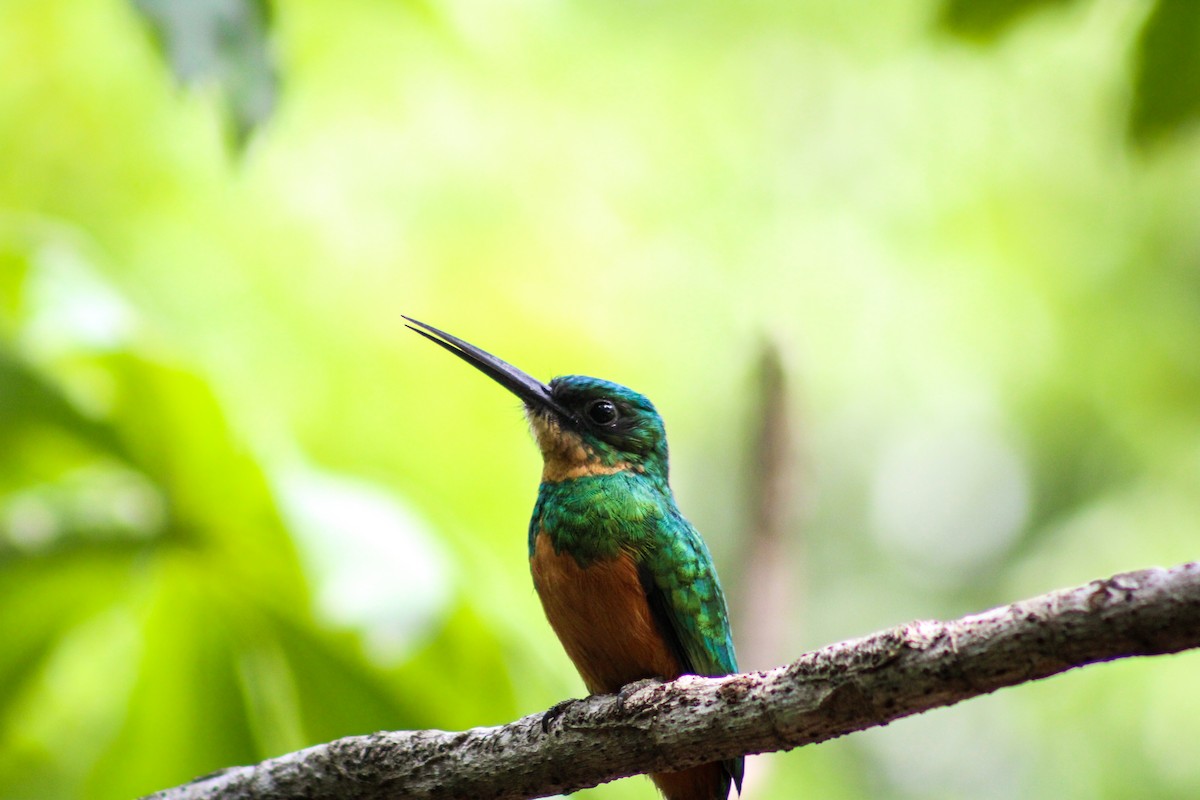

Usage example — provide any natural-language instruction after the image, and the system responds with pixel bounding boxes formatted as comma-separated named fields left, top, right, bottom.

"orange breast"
left=530, top=531, right=683, bottom=694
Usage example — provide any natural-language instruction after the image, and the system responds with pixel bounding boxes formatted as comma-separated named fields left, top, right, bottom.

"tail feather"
left=724, top=755, right=744, bottom=794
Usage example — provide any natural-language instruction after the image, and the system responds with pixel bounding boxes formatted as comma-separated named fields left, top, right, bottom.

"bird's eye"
left=585, top=398, right=619, bottom=426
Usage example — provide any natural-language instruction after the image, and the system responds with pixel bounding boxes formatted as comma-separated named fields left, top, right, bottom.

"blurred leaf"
left=86, top=556, right=258, bottom=799
left=937, top=0, right=1079, bottom=42
left=1018, top=396, right=1138, bottom=539
left=0, top=548, right=138, bottom=731
left=390, top=604, right=519, bottom=730
left=0, top=242, right=28, bottom=334
left=268, top=616, right=431, bottom=744
left=96, top=352, right=308, bottom=601
left=131, top=0, right=277, bottom=146
left=0, top=350, right=126, bottom=464
left=0, top=546, right=145, bottom=800
left=0, top=309, right=447, bottom=797
left=1129, top=0, right=1200, bottom=146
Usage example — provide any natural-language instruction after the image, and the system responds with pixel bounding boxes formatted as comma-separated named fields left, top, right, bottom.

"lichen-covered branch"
left=145, top=562, right=1200, bottom=800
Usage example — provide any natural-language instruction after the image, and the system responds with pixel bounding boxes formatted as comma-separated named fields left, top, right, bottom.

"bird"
left=405, top=316, right=743, bottom=800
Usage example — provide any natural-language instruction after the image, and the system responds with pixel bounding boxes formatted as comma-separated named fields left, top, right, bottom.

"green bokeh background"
left=2, top=1, right=1199, bottom=798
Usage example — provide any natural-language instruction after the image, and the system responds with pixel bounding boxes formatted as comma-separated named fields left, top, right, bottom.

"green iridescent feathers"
left=530, top=474, right=737, bottom=677
left=641, top=511, right=738, bottom=678
left=531, top=472, right=662, bottom=561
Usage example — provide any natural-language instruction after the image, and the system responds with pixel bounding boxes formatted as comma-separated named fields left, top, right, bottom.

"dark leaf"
left=131, top=0, right=278, bottom=146
left=938, top=0, right=1079, bottom=42
left=0, top=349, right=128, bottom=463
left=1129, top=0, right=1200, bottom=146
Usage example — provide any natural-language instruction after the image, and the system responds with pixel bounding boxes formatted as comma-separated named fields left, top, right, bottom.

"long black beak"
left=403, top=316, right=576, bottom=423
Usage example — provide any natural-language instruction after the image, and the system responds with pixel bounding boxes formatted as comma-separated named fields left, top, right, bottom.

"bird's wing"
left=639, top=512, right=738, bottom=678
left=639, top=512, right=743, bottom=793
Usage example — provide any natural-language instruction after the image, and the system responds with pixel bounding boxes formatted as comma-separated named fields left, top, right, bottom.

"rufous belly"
left=530, top=531, right=682, bottom=693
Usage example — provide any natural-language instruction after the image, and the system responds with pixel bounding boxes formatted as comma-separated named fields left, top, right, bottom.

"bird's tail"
left=652, top=756, right=743, bottom=800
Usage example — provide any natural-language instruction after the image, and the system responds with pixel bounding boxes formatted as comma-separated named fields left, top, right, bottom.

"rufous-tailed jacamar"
left=406, top=317, right=743, bottom=800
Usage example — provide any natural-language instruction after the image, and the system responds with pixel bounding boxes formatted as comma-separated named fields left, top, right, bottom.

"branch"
left=145, top=562, right=1200, bottom=800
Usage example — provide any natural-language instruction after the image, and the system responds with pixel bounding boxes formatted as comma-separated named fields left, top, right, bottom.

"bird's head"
left=405, top=318, right=669, bottom=484
left=530, top=374, right=667, bottom=482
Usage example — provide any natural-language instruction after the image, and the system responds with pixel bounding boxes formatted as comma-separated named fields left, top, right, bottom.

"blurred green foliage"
left=2, top=1, right=1199, bottom=799
left=939, top=0, right=1082, bottom=42
left=939, top=0, right=1200, bottom=146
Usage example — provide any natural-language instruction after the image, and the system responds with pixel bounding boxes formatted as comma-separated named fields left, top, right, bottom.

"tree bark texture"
left=145, top=561, right=1200, bottom=800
